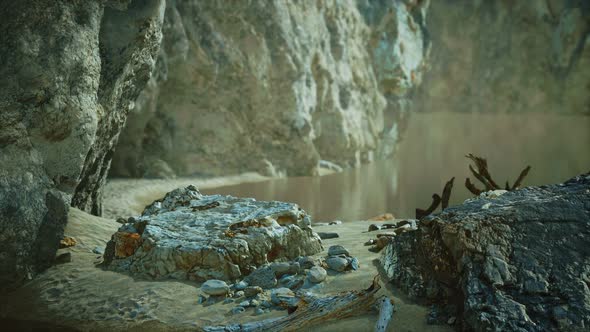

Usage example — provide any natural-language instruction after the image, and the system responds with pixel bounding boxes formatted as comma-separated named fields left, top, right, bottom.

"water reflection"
left=203, top=113, right=590, bottom=221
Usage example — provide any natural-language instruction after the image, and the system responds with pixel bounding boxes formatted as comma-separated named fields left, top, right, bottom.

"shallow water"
left=203, top=112, right=590, bottom=221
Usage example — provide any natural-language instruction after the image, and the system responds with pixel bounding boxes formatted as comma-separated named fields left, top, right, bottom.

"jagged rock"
left=104, top=186, right=322, bottom=282
left=326, top=257, right=349, bottom=272
left=328, top=245, right=350, bottom=257
left=270, top=288, right=298, bottom=307
left=381, top=173, right=590, bottom=331
left=112, top=0, right=431, bottom=177
left=297, top=256, right=316, bottom=270
left=0, top=0, right=164, bottom=289
left=201, top=280, right=230, bottom=296
left=308, top=266, right=327, bottom=283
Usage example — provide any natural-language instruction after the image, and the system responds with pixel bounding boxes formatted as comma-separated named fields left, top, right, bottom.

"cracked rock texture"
left=111, top=0, right=430, bottom=178
left=416, top=0, right=590, bottom=114
left=0, top=0, right=164, bottom=289
left=381, top=173, right=590, bottom=331
left=104, top=186, right=323, bottom=282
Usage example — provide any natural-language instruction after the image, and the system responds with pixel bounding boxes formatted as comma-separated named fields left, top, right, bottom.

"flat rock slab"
left=104, top=186, right=322, bottom=282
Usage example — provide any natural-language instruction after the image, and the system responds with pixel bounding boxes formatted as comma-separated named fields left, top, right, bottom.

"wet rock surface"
left=381, top=173, right=590, bottom=331
left=104, top=186, right=322, bottom=282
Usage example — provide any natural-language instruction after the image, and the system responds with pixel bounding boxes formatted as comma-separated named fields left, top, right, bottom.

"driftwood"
left=375, top=297, right=395, bottom=332
left=416, top=177, right=455, bottom=219
left=464, top=154, right=531, bottom=195
left=203, top=276, right=387, bottom=332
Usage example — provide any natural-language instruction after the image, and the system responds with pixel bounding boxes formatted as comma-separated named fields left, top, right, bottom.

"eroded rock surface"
left=104, top=186, right=323, bottom=282
left=111, top=0, right=430, bottom=178
left=381, top=173, right=590, bottom=331
left=0, top=0, right=164, bottom=289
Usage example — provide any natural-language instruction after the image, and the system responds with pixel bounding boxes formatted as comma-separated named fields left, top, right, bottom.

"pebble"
left=201, top=279, right=230, bottom=296
left=328, top=245, right=350, bottom=257
left=234, top=280, right=248, bottom=291
left=368, top=224, right=381, bottom=232
left=251, top=299, right=260, bottom=307
left=364, top=239, right=376, bottom=246
left=93, top=246, right=105, bottom=255
left=255, top=308, right=265, bottom=315
left=329, top=220, right=343, bottom=225
left=197, top=295, right=207, bottom=304
left=447, top=317, right=457, bottom=325
left=308, top=266, right=327, bottom=283
left=234, top=291, right=245, bottom=298
left=326, top=257, right=349, bottom=272
left=244, top=286, right=263, bottom=297
left=270, top=288, right=298, bottom=307
left=231, top=306, right=245, bottom=315
left=350, top=257, right=360, bottom=270
left=317, top=232, right=339, bottom=239
left=244, top=266, right=277, bottom=289
left=239, top=300, right=250, bottom=307
left=223, top=298, right=234, bottom=304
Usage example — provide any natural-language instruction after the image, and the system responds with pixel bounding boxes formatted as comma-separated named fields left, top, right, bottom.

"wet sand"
left=0, top=179, right=449, bottom=332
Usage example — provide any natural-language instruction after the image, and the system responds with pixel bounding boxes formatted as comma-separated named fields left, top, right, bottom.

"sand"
left=0, top=176, right=451, bottom=332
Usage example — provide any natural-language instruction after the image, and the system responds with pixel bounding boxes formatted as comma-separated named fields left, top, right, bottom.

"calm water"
left=203, top=112, right=590, bottom=221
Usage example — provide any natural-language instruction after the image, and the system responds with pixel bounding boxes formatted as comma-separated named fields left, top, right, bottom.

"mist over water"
left=203, top=112, right=590, bottom=221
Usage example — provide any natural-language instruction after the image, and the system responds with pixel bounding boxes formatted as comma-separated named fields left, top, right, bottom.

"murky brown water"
left=203, top=112, right=590, bottom=221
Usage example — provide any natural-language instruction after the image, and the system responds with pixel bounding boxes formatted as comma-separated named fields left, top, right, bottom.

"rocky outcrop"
left=0, top=0, right=164, bottom=289
left=104, top=186, right=323, bottom=281
left=381, top=173, right=590, bottom=331
left=111, top=0, right=430, bottom=178
left=416, top=1, right=590, bottom=114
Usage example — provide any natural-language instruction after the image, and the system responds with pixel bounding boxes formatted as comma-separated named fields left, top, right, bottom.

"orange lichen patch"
left=59, top=236, right=77, bottom=249
left=368, top=213, right=395, bottom=221
left=276, top=215, right=297, bottom=226
left=114, top=232, right=142, bottom=258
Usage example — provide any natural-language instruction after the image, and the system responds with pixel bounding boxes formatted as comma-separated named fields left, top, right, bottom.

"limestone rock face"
left=381, top=173, right=590, bottom=331
left=416, top=1, right=590, bottom=114
left=0, top=0, right=164, bottom=289
left=112, top=0, right=431, bottom=178
left=104, top=186, right=323, bottom=282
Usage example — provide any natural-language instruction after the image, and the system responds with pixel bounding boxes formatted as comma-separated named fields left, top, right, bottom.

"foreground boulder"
left=104, top=186, right=322, bottom=281
left=381, top=173, right=590, bottom=331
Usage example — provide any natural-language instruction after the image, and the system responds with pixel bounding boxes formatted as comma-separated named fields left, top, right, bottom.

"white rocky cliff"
left=111, top=0, right=431, bottom=178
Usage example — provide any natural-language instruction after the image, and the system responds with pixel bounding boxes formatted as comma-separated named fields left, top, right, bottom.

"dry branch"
left=511, top=165, right=531, bottom=190
left=464, top=153, right=532, bottom=195
left=441, top=177, right=455, bottom=210
left=203, top=276, right=386, bottom=332
left=465, top=178, right=483, bottom=196
left=416, top=194, right=441, bottom=219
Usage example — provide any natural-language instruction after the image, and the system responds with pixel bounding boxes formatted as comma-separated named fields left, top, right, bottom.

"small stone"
left=223, top=298, right=234, bottom=304
left=261, top=300, right=272, bottom=308
left=251, top=299, right=260, bottom=307
left=201, top=279, right=230, bottom=296
left=298, top=256, right=316, bottom=269
left=328, top=245, right=350, bottom=257
left=234, top=280, right=248, bottom=290
left=93, top=246, right=105, bottom=255
left=326, top=257, right=349, bottom=272
left=447, top=317, right=456, bottom=325
left=350, top=257, right=360, bottom=270
left=317, top=232, right=339, bottom=239
left=244, top=286, right=263, bottom=297
left=116, top=217, right=127, bottom=224
left=244, top=266, right=277, bottom=289
left=255, top=308, right=265, bottom=315
left=55, top=252, right=72, bottom=264
left=368, top=224, right=381, bottom=232
left=197, top=295, right=207, bottom=304
left=231, top=306, right=245, bottom=315
left=235, top=291, right=245, bottom=298
left=329, top=220, right=342, bottom=225
left=59, top=236, right=77, bottom=249
left=271, top=288, right=298, bottom=307
left=308, top=266, right=327, bottom=283
left=375, top=236, right=391, bottom=250
left=239, top=300, right=250, bottom=307
left=364, top=239, right=376, bottom=246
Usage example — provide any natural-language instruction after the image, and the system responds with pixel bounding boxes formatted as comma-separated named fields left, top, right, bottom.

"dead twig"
left=511, top=165, right=531, bottom=190
left=441, top=177, right=455, bottom=210
left=464, top=153, right=532, bottom=195
left=416, top=194, right=441, bottom=219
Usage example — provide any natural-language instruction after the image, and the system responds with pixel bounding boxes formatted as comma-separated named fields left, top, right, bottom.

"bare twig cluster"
left=415, top=177, right=454, bottom=219
left=464, top=153, right=531, bottom=195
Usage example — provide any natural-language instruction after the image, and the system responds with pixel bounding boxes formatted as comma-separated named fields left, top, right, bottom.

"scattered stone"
left=270, top=262, right=299, bottom=277
left=308, top=266, right=327, bottom=283
left=54, top=252, right=72, bottom=264
left=251, top=299, right=260, bottom=307
left=364, top=239, right=376, bottom=246
left=234, top=291, right=245, bottom=298
left=223, top=298, right=234, bottom=304
left=59, top=236, right=77, bottom=249
left=350, top=257, right=360, bottom=271
left=329, top=220, right=343, bottom=225
left=197, top=295, right=207, bottom=304
left=116, top=217, right=127, bottom=224
left=317, top=232, right=339, bottom=239
left=328, top=245, right=350, bottom=257
left=234, top=280, right=248, bottom=291
left=255, top=308, right=265, bottom=315
left=244, top=266, right=277, bottom=289
left=93, top=246, right=105, bottom=255
left=326, top=257, right=349, bottom=272
left=239, top=300, right=250, bottom=307
left=231, top=306, right=245, bottom=315
left=104, top=187, right=323, bottom=282
left=271, top=288, right=298, bottom=307
left=369, top=213, right=395, bottom=221
left=368, top=224, right=381, bottom=232
left=297, top=256, right=316, bottom=269
left=244, top=286, right=263, bottom=298
left=201, top=280, right=230, bottom=296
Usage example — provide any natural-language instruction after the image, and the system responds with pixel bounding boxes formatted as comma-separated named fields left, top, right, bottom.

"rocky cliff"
left=0, top=0, right=164, bottom=289
left=110, top=0, right=430, bottom=178
left=416, top=0, right=590, bottom=114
